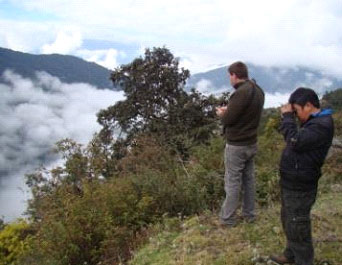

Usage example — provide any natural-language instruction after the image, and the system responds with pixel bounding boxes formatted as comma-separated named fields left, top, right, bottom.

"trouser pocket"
left=287, top=215, right=311, bottom=242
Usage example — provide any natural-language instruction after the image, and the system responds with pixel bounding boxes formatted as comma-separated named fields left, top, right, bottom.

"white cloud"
left=295, top=77, right=333, bottom=94
left=39, top=29, right=120, bottom=69
left=195, top=79, right=213, bottom=93
left=178, top=52, right=224, bottom=74
left=0, top=70, right=124, bottom=220
left=0, top=19, right=55, bottom=52
left=264, top=92, right=291, bottom=109
left=41, top=29, right=82, bottom=54
left=194, top=78, right=229, bottom=95
left=77, top=48, right=119, bottom=69
left=1, top=70, right=124, bottom=149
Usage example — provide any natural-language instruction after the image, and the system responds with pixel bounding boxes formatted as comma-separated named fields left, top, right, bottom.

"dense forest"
left=1, top=48, right=341, bottom=265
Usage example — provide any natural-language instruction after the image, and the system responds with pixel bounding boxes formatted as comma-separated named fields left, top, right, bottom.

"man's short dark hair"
left=228, top=61, right=248, bottom=79
left=289, top=87, right=320, bottom=108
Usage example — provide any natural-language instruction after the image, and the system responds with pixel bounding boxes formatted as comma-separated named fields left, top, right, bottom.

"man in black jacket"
left=270, top=88, right=334, bottom=265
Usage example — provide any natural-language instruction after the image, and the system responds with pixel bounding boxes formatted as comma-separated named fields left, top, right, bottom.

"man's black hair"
left=289, top=87, right=320, bottom=108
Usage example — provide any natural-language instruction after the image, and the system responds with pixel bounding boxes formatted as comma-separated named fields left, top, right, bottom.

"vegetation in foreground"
left=129, top=184, right=342, bottom=265
left=1, top=48, right=342, bottom=265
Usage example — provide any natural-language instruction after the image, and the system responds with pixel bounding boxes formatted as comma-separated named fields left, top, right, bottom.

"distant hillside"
left=188, top=64, right=342, bottom=94
left=322, top=88, right=342, bottom=111
left=0, top=47, right=115, bottom=90
left=3, top=47, right=342, bottom=94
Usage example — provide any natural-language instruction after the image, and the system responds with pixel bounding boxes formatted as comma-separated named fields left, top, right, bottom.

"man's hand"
left=280, top=103, right=293, bottom=114
left=216, top=106, right=227, bottom=117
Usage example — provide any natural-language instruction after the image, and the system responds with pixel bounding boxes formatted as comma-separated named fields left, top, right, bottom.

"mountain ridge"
left=188, top=64, right=342, bottom=94
left=0, top=47, right=115, bottom=90
left=2, top=47, right=342, bottom=94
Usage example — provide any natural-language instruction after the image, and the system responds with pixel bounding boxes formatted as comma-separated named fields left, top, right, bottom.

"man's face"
left=292, top=103, right=312, bottom=123
left=229, top=73, right=237, bottom=86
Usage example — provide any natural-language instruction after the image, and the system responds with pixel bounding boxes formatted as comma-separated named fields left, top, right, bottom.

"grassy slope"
left=129, top=186, right=342, bottom=265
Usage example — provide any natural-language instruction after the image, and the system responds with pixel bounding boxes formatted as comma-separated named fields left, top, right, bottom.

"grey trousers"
left=220, top=143, right=257, bottom=225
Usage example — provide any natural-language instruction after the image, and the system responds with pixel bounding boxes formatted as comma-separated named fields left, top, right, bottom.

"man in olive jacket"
left=270, top=88, right=334, bottom=265
left=216, top=61, right=264, bottom=226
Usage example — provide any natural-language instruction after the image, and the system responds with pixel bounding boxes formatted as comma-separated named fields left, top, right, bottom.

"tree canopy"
left=97, top=47, right=219, bottom=159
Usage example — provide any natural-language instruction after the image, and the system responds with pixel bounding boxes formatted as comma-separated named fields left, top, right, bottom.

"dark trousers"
left=281, top=187, right=317, bottom=265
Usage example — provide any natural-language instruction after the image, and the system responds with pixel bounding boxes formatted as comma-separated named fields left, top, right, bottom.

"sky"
left=1, top=0, right=342, bottom=75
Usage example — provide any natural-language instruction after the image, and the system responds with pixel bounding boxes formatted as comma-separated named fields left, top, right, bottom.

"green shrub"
left=22, top=136, right=227, bottom=264
left=332, top=112, right=342, bottom=136
left=254, top=115, right=284, bottom=205
left=0, top=220, right=33, bottom=265
left=255, top=168, right=280, bottom=205
left=120, top=136, right=225, bottom=216
left=23, top=179, right=140, bottom=264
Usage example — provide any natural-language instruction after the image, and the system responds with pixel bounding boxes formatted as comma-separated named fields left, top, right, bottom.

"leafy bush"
left=255, top=115, right=283, bottom=205
left=332, top=112, right=342, bottom=136
left=320, top=145, right=342, bottom=194
left=322, top=88, right=342, bottom=111
left=119, top=135, right=225, bottom=216
left=21, top=136, right=227, bottom=264
left=188, top=136, right=226, bottom=210
left=23, top=178, right=148, bottom=265
left=0, top=220, right=33, bottom=265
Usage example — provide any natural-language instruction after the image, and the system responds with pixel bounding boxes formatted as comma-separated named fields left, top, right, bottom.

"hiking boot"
left=269, top=254, right=295, bottom=264
left=218, top=222, right=236, bottom=228
left=242, top=216, right=255, bottom=223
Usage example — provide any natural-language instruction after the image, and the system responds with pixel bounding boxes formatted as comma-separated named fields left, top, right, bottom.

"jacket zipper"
left=295, top=153, right=298, bottom=170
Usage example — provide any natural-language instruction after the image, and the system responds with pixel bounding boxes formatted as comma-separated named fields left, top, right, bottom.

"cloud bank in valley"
left=0, top=70, right=124, bottom=220
left=0, top=70, right=124, bottom=174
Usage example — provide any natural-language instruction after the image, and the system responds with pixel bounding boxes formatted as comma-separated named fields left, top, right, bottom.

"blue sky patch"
left=0, top=1, right=59, bottom=21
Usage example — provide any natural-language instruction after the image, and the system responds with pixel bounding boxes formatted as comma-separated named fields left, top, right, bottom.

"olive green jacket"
left=221, top=80, right=265, bottom=146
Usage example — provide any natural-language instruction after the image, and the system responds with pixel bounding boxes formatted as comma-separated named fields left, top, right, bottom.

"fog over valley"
left=0, top=70, right=124, bottom=221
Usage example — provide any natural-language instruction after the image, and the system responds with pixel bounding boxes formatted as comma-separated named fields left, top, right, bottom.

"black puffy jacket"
left=279, top=109, right=334, bottom=191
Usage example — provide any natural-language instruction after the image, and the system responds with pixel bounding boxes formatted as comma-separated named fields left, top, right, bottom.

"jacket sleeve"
left=221, top=88, right=248, bottom=126
left=280, top=112, right=328, bottom=152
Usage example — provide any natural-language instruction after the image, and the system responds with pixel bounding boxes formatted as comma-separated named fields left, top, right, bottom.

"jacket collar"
left=233, top=79, right=248, bottom=90
left=311, top=108, right=333, bottom=118
left=303, top=108, right=333, bottom=125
